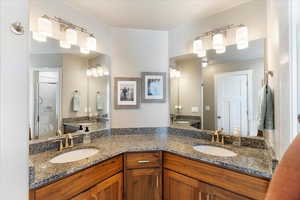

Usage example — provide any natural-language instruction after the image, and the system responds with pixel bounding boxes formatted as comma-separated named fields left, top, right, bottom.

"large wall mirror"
left=29, top=36, right=111, bottom=140
left=170, top=39, right=265, bottom=137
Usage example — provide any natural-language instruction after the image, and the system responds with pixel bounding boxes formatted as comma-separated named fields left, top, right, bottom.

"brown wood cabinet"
left=124, top=152, right=162, bottom=200
left=71, top=172, right=123, bottom=200
left=164, top=152, right=269, bottom=200
left=32, top=155, right=123, bottom=200
left=30, top=151, right=269, bottom=200
left=164, top=169, right=251, bottom=200
left=126, top=168, right=161, bottom=200
left=164, top=169, right=201, bottom=200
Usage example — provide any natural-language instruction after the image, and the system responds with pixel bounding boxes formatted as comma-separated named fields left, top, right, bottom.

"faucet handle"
left=67, top=134, right=74, bottom=147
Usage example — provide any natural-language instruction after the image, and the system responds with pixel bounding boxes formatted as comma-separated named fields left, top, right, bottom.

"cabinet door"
left=164, top=169, right=206, bottom=200
left=71, top=173, right=123, bottom=200
left=126, top=168, right=161, bottom=200
left=198, top=182, right=251, bottom=200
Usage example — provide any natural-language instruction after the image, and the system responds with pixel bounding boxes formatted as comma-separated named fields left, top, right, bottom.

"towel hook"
left=264, top=70, right=274, bottom=85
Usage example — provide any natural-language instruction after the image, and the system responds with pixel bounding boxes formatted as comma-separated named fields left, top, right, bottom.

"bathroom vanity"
left=29, top=130, right=271, bottom=200
left=29, top=152, right=269, bottom=200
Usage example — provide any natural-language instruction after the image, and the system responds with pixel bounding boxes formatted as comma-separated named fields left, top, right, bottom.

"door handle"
left=217, top=116, right=221, bottom=119
left=156, top=175, right=159, bottom=188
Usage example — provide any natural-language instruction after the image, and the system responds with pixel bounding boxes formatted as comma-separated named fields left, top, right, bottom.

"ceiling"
left=58, top=0, right=252, bottom=30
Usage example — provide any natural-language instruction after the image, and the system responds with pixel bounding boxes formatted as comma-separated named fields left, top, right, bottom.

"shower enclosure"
left=34, top=71, right=60, bottom=139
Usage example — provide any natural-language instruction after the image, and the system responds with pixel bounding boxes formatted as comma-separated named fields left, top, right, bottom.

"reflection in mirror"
left=170, top=39, right=265, bottom=137
left=29, top=37, right=111, bottom=140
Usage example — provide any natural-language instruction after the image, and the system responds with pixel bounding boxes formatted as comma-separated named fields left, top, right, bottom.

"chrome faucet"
left=211, top=129, right=225, bottom=145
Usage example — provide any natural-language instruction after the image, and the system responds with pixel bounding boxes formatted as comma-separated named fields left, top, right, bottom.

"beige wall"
left=62, top=54, right=110, bottom=118
left=62, top=54, right=89, bottom=118
left=88, top=55, right=111, bottom=116
left=111, top=28, right=169, bottom=128
left=202, top=59, right=264, bottom=131
left=168, top=0, right=267, bottom=58
left=170, top=58, right=202, bottom=117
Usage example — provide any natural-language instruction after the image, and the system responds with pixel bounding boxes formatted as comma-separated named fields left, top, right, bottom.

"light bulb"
left=92, top=68, right=98, bottom=77
left=86, top=69, right=92, bottom=77
left=32, top=32, right=47, bottom=42
left=96, top=66, right=104, bottom=77
left=66, top=28, right=77, bottom=45
left=87, top=35, right=97, bottom=51
left=103, top=69, right=109, bottom=76
left=213, top=33, right=225, bottom=50
left=236, top=26, right=249, bottom=49
left=60, top=40, right=71, bottom=49
left=38, top=16, right=52, bottom=37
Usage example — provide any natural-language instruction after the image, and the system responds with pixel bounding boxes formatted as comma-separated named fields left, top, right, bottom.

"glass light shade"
left=86, top=69, right=92, bottom=77
left=38, top=17, right=52, bottom=37
left=216, top=46, right=226, bottom=54
left=197, top=51, right=206, bottom=58
left=66, top=28, right=77, bottom=45
left=213, top=33, right=225, bottom=50
left=96, top=67, right=104, bottom=77
left=87, top=36, right=97, bottom=51
left=193, top=39, right=206, bottom=58
left=175, top=70, right=181, bottom=78
left=236, top=26, right=249, bottom=49
left=32, top=32, right=47, bottom=42
left=80, top=47, right=90, bottom=54
left=60, top=40, right=71, bottom=49
left=170, top=69, right=177, bottom=78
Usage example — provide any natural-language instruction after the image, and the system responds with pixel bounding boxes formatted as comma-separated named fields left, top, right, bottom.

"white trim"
left=290, top=0, right=299, bottom=141
left=0, top=0, right=29, bottom=198
left=214, top=70, right=254, bottom=136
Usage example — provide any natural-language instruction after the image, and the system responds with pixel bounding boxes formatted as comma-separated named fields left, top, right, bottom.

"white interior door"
left=216, top=73, right=248, bottom=136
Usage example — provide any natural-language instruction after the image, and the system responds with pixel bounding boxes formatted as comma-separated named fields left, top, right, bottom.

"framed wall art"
left=114, top=77, right=140, bottom=109
left=141, top=72, right=166, bottom=103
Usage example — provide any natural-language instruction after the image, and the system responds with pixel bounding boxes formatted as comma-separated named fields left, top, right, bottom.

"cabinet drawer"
left=35, top=155, right=123, bottom=200
left=125, top=152, right=161, bottom=169
left=164, top=152, right=269, bottom=200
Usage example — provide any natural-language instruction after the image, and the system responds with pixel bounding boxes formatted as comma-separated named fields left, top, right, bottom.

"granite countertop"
left=29, top=132, right=272, bottom=189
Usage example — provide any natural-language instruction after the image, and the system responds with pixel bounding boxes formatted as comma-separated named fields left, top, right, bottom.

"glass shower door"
left=36, top=82, right=58, bottom=139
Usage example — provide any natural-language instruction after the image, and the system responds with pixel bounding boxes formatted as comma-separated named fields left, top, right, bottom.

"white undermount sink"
left=193, top=145, right=237, bottom=157
left=49, top=148, right=99, bottom=164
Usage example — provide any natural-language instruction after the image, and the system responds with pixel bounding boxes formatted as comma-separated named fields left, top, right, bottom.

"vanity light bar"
left=193, top=24, right=248, bottom=55
left=36, top=15, right=97, bottom=53
left=41, top=15, right=94, bottom=37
